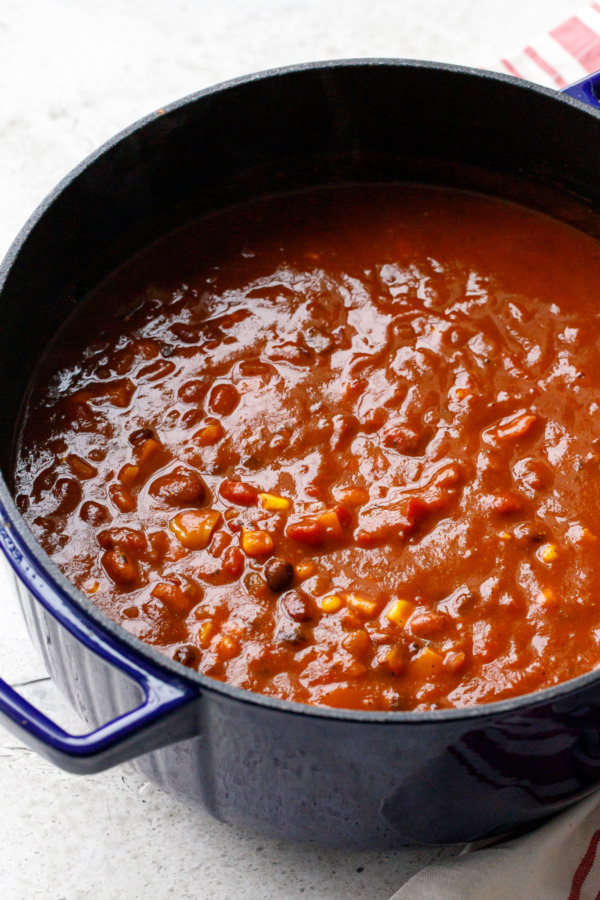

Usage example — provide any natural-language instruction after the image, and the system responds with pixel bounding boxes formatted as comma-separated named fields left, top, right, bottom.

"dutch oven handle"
left=561, top=70, right=600, bottom=107
left=0, top=522, right=199, bottom=775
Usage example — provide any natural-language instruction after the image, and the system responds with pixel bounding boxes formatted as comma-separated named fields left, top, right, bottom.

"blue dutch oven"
left=1, top=60, right=600, bottom=848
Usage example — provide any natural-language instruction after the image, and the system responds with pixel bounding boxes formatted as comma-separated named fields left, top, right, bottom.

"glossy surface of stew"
left=14, top=185, right=600, bottom=711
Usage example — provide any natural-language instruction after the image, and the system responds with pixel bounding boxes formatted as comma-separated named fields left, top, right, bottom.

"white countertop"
left=0, top=1, right=588, bottom=897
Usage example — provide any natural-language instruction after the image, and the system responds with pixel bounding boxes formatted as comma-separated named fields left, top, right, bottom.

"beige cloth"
left=392, top=793, right=600, bottom=899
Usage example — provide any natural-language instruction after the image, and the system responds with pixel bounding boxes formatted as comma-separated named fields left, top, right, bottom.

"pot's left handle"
left=0, top=526, right=200, bottom=775
left=561, top=71, right=600, bottom=108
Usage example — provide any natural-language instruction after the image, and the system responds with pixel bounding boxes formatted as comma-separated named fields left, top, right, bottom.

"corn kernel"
left=538, top=586, right=558, bottom=608
left=295, top=561, right=316, bottom=579
left=385, top=599, right=414, bottom=628
left=241, top=529, right=274, bottom=558
left=541, top=543, right=559, bottom=563
left=197, top=620, right=213, bottom=648
left=346, top=593, right=378, bottom=617
left=499, top=531, right=512, bottom=541
left=319, top=595, right=343, bottom=613
left=258, top=492, right=291, bottom=511
left=411, top=647, right=444, bottom=678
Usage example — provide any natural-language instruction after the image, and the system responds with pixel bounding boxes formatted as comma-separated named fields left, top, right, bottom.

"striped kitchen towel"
left=499, top=3, right=600, bottom=86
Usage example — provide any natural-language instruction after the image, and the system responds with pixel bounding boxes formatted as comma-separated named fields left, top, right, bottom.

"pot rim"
left=2, top=57, right=599, bottom=727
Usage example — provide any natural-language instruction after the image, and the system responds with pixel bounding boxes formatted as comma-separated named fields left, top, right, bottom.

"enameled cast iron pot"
left=2, top=60, right=600, bottom=849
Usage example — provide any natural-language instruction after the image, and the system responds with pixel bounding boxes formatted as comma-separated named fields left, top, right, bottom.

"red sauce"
left=14, top=184, right=600, bottom=711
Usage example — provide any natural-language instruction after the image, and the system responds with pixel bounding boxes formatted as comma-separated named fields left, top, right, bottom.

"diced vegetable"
left=346, top=593, right=378, bottom=617
left=410, top=647, right=444, bottom=678
left=169, top=509, right=222, bottom=550
left=385, top=599, right=414, bottom=628
left=259, top=492, right=291, bottom=511
left=241, top=528, right=274, bottom=558
left=194, top=420, right=225, bottom=447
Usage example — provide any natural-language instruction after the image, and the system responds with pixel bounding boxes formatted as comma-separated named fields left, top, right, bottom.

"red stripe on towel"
left=500, top=58, right=524, bottom=78
left=568, top=828, right=600, bottom=900
left=551, top=16, right=600, bottom=72
left=523, top=46, right=568, bottom=86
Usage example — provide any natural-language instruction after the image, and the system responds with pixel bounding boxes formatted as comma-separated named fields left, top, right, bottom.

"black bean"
left=264, top=557, right=294, bottom=592
left=129, top=427, right=154, bottom=446
left=173, top=645, right=199, bottom=668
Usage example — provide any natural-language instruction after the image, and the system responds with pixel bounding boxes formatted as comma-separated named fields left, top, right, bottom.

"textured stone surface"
left=0, top=1, right=586, bottom=896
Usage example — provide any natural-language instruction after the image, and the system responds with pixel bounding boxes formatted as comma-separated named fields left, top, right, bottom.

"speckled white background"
left=0, top=1, right=589, bottom=897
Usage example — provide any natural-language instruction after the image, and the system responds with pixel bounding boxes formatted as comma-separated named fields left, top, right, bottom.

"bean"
left=109, top=483, right=136, bottom=513
left=102, top=548, right=138, bottom=586
left=149, top=467, right=206, bottom=506
left=220, top=479, right=258, bottom=506
left=129, top=427, right=154, bottom=446
left=222, top=546, right=244, bottom=578
left=409, top=612, right=447, bottom=639
left=173, top=645, right=200, bottom=668
left=51, top=477, right=82, bottom=516
left=79, top=501, right=111, bottom=527
left=282, top=589, right=312, bottom=622
left=208, top=383, right=240, bottom=416
left=98, top=527, right=147, bottom=556
left=264, top=557, right=294, bottom=592
left=178, top=379, right=208, bottom=403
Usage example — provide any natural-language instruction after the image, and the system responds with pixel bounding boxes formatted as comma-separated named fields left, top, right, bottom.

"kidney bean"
left=178, top=379, right=208, bottom=403
left=102, top=548, right=139, bottom=586
left=383, top=425, right=422, bottom=454
left=264, top=557, right=294, bottom=592
left=282, top=589, right=313, bottom=622
left=137, top=359, right=176, bottom=382
left=409, top=612, right=447, bottom=639
left=152, top=577, right=200, bottom=615
left=208, top=383, right=240, bottom=416
left=149, top=467, right=207, bottom=507
left=222, top=546, right=245, bottom=578
left=79, top=501, right=111, bottom=527
left=98, top=527, right=148, bottom=557
left=512, top=457, right=552, bottom=493
left=208, top=530, right=232, bottom=558
left=109, top=483, right=136, bottom=513
left=219, top=479, right=259, bottom=506
left=51, top=477, right=82, bottom=516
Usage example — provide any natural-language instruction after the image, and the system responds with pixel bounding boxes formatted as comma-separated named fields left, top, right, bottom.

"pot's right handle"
left=561, top=71, right=600, bottom=108
left=0, top=522, right=200, bottom=775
